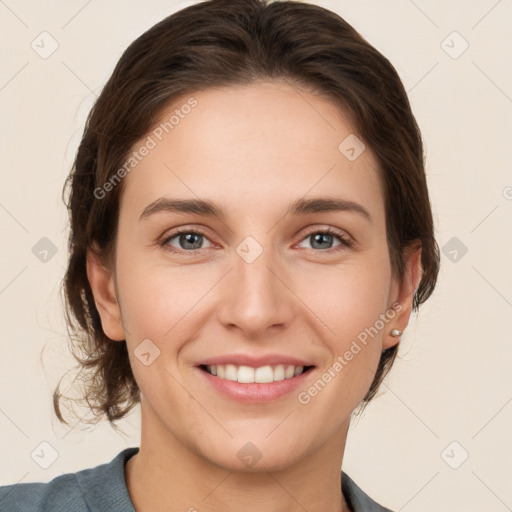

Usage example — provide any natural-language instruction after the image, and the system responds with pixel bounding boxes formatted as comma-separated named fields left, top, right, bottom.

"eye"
left=161, top=228, right=214, bottom=253
left=160, top=226, right=353, bottom=255
left=296, top=227, right=353, bottom=252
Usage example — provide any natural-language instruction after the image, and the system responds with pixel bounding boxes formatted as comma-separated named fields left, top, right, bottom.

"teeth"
left=204, top=364, right=307, bottom=383
left=273, top=364, right=285, bottom=381
left=225, top=364, right=237, bottom=381
left=238, top=365, right=255, bottom=383
left=254, top=366, right=273, bottom=383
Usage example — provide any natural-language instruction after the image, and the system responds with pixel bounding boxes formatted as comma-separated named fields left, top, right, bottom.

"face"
left=88, top=81, right=418, bottom=472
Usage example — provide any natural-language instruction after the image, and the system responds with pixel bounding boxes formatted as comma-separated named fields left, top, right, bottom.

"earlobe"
left=86, top=246, right=125, bottom=341
left=383, top=244, right=423, bottom=350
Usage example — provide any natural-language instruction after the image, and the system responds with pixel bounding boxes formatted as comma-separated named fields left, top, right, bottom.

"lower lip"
left=196, top=366, right=315, bottom=403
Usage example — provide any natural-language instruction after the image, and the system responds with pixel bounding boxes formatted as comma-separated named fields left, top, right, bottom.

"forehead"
left=120, top=81, right=384, bottom=222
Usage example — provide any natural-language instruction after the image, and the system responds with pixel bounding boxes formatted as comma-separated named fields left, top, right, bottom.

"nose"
left=216, top=241, right=296, bottom=338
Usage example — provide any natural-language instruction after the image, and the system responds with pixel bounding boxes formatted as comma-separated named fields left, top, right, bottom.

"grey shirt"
left=0, top=447, right=394, bottom=511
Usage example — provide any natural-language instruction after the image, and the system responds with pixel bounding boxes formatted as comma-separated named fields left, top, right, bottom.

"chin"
left=200, top=436, right=308, bottom=474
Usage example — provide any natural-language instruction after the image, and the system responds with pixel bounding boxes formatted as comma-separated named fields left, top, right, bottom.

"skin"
left=87, top=81, right=422, bottom=512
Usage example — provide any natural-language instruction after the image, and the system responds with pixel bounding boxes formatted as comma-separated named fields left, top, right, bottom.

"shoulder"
left=0, top=447, right=139, bottom=512
left=342, top=472, right=395, bottom=512
left=0, top=473, right=87, bottom=512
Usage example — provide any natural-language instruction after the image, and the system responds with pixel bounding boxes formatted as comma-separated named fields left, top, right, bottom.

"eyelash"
left=160, top=226, right=353, bottom=255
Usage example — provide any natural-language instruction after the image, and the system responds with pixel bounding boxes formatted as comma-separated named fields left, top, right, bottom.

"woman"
left=0, top=0, right=439, bottom=510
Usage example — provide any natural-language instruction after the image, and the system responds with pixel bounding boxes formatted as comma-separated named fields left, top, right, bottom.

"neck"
left=125, top=401, right=352, bottom=512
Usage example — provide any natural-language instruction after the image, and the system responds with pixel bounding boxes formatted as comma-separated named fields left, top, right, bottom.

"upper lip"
left=197, top=354, right=315, bottom=368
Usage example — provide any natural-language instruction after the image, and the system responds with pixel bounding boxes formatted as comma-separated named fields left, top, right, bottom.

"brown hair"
left=54, top=0, right=440, bottom=428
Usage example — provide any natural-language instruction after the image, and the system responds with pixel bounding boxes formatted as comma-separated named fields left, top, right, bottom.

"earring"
left=390, top=328, right=403, bottom=337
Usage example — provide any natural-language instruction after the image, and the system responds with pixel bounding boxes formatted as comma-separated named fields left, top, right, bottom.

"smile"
left=200, top=364, right=314, bottom=383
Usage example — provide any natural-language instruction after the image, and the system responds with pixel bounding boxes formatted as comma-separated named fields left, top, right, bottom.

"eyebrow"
left=139, top=196, right=371, bottom=222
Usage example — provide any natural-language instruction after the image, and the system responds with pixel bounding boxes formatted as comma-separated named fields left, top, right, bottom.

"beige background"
left=1, top=1, right=511, bottom=510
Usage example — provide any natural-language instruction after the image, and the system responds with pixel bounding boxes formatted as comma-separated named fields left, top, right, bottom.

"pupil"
left=181, top=233, right=202, bottom=250
left=312, top=233, right=332, bottom=249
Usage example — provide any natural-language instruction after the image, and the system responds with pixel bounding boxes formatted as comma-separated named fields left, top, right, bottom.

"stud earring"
left=390, top=328, right=403, bottom=337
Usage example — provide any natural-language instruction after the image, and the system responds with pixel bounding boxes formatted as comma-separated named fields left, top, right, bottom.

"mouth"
left=198, top=364, right=315, bottom=383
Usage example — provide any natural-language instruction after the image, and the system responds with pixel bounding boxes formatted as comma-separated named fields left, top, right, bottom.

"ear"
left=86, top=244, right=125, bottom=341
left=382, top=243, right=423, bottom=350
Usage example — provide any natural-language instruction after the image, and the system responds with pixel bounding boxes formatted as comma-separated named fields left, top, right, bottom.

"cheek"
left=117, top=263, right=204, bottom=400
left=296, top=255, right=393, bottom=344
left=116, top=250, right=221, bottom=373
left=294, top=262, right=392, bottom=416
